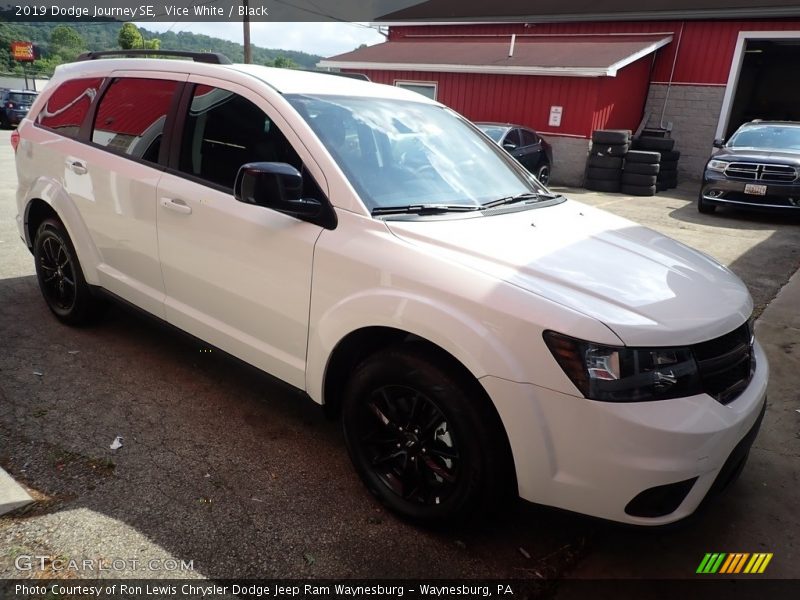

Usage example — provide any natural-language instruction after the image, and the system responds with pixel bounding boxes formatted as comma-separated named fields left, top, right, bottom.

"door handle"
left=66, top=159, right=87, bottom=175
left=160, top=198, right=192, bottom=215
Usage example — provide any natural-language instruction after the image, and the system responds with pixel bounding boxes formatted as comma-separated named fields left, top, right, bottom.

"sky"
left=142, top=22, right=387, bottom=58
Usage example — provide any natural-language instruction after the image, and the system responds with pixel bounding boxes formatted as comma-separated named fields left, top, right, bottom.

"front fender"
left=305, top=289, right=529, bottom=404
left=22, top=176, right=102, bottom=285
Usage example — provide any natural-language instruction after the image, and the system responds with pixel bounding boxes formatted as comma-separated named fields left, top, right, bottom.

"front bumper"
left=482, top=341, right=769, bottom=525
left=701, top=171, right=800, bottom=211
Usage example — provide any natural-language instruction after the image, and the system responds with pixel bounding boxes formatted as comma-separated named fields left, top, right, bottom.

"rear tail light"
left=10, top=130, right=20, bottom=153
left=6, top=102, right=14, bottom=108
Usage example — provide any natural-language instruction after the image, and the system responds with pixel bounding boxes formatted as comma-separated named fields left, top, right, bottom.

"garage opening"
left=723, top=36, right=800, bottom=138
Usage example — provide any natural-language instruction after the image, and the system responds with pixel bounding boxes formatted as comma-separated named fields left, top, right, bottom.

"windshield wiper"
left=481, top=192, right=552, bottom=209
left=371, top=204, right=481, bottom=216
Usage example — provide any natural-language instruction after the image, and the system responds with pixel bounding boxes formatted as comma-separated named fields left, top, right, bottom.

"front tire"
left=342, top=344, right=513, bottom=525
left=697, top=194, right=717, bottom=214
left=33, top=218, right=102, bottom=325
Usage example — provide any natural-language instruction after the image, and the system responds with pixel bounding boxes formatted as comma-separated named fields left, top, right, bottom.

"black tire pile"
left=621, top=150, right=660, bottom=196
left=630, top=135, right=680, bottom=192
left=584, top=129, right=630, bottom=193
left=585, top=130, right=681, bottom=196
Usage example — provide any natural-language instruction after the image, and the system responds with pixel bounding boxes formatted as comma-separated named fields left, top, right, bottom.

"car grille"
left=691, top=322, right=754, bottom=405
left=724, top=162, right=797, bottom=183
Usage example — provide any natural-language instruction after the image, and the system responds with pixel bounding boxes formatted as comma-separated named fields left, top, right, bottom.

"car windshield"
left=286, top=94, right=541, bottom=211
left=476, top=125, right=506, bottom=143
left=728, top=124, right=800, bottom=151
left=9, top=92, right=36, bottom=104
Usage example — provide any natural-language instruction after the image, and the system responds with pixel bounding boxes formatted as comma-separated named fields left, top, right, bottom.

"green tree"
left=118, top=23, right=143, bottom=50
left=269, top=55, right=299, bottom=69
left=50, top=25, right=85, bottom=62
left=144, top=38, right=161, bottom=50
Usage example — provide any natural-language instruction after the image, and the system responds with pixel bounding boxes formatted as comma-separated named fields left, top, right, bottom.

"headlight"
left=706, top=159, right=729, bottom=173
left=543, top=331, right=702, bottom=402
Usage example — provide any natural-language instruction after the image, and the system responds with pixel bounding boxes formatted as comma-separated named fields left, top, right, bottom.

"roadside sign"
left=11, top=41, right=35, bottom=62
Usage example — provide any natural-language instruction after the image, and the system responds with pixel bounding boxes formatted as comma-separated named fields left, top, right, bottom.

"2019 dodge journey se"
left=14, top=50, right=768, bottom=525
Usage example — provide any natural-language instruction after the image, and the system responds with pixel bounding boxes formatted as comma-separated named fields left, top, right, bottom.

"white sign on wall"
left=548, top=106, right=563, bottom=127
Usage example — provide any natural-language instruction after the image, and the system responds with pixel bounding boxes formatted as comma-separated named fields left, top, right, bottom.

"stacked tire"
left=584, top=130, right=630, bottom=193
left=621, top=151, right=660, bottom=196
left=631, top=136, right=680, bottom=191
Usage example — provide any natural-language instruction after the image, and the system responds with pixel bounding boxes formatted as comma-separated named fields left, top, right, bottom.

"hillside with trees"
left=0, top=21, right=323, bottom=76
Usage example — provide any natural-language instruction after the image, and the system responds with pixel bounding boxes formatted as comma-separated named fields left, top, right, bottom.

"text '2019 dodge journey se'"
left=14, top=50, right=767, bottom=525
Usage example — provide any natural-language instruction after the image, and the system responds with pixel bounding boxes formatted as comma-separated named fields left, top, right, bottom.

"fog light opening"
left=707, top=190, right=724, bottom=198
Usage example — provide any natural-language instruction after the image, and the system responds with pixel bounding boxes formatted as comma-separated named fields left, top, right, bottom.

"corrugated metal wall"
left=352, top=67, right=645, bottom=138
left=390, top=19, right=800, bottom=84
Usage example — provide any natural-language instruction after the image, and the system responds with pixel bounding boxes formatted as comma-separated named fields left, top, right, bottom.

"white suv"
left=14, top=51, right=767, bottom=525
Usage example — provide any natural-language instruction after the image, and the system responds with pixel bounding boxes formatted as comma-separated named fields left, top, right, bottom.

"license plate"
left=744, top=184, right=767, bottom=195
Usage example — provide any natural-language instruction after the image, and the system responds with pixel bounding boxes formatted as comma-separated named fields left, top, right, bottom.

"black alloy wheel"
left=342, top=344, right=514, bottom=524
left=536, top=163, right=551, bottom=186
left=356, top=384, right=460, bottom=507
left=33, top=218, right=102, bottom=325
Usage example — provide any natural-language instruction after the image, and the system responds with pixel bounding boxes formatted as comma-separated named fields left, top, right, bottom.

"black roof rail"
left=76, top=50, right=232, bottom=65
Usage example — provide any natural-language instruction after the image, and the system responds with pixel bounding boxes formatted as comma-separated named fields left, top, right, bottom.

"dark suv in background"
left=1, top=89, right=38, bottom=128
left=699, top=120, right=800, bottom=214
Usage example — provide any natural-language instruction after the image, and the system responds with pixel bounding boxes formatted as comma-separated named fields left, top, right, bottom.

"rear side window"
left=37, top=77, right=103, bottom=139
left=92, top=78, right=179, bottom=164
left=8, top=92, right=37, bottom=104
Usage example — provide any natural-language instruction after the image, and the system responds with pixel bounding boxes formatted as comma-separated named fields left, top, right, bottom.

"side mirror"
left=234, top=162, right=322, bottom=219
left=712, top=138, right=725, bottom=148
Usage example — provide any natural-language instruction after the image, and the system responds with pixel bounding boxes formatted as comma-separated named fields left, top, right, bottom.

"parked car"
left=475, top=122, right=553, bottom=185
left=699, top=120, right=800, bottom=214
left=1, top=89, right=38, bottom=128
left=14, top=50, right=767, bottom=526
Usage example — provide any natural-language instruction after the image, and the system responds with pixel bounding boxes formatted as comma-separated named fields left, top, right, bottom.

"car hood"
left=385, top=200, right=752, bottom=346
left=712, top=148, right=800, bottom=166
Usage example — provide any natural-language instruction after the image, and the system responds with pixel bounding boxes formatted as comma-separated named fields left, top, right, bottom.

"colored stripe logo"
left=697, top=552, right=772, bottom=574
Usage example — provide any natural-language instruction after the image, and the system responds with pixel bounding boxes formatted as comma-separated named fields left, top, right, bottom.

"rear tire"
left=535, top=162, right=551, bottom=186
left=33, top=218, right=103, bottom=325
left=342, top=344, right=513, bottom=525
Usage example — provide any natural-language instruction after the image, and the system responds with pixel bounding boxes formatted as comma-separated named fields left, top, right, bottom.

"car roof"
left=741, top=120, right=800, bottom=128
left=50, top=58, right=438, bottom=104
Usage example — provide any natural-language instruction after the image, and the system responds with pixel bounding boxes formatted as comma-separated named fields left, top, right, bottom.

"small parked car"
left=14, top=50, right=767, bottom=526
left=1, top=89, right=38, bottom=128
left=699, top=120, right=800, bottom=214
left=475, top=122, right=553, bottom=185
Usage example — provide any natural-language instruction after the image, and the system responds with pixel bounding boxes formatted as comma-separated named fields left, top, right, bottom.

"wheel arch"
left=22, top=179, right=103, bottom=284
left=322, top=325, right=519, bottom=498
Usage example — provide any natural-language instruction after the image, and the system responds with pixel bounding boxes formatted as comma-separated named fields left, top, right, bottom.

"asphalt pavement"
left=1, top=129, right=798, bottom=591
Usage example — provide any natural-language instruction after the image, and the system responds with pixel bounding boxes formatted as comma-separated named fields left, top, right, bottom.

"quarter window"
left=92, top=78, right=179, bottom=164
left=36, top=77, right=103, bottom=138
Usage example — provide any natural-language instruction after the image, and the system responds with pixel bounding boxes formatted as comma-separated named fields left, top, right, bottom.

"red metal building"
left=321, top=10, right=800, bottom=185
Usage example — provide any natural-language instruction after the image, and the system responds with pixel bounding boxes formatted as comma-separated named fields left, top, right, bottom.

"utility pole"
left=242, top=0, right=252, bottom=63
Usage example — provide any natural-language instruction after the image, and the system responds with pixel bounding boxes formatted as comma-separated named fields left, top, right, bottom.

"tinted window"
left=179, top=85, right=305, bottom=191
left=92, top=78, right=179, bottom=164
left=519, top=128, right=538, bottom=147
left=37, top=77, right=103, bottom=138
left=8, top=92, right=37, bottom=104
left=477, top=125, right=506, bottom=143
left=503, top=129, right=522, bottom=148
